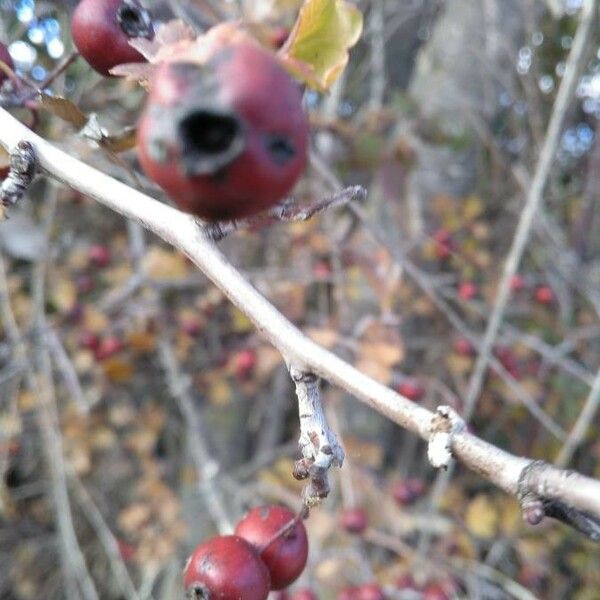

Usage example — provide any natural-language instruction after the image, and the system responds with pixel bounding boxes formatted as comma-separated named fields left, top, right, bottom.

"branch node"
left=427, top=405, right=465, bottom=470
left=1, top=140, right=37, bottom=212
left=288, top=365, right=344, bottom=507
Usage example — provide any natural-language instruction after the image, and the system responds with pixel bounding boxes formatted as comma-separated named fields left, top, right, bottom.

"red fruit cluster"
left=184, top=505, right=308, bottom=599
left=71, top=0, right=154, bottom=75
left=137, top=38, right=309, bottom=221
left=396, top=378, right=425, bottom=402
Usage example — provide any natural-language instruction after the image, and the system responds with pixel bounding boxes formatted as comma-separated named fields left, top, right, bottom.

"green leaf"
left=280, top=0, right=363, bottom=92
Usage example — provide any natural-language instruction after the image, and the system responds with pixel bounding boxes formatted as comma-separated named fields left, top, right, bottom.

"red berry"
left=290, top=589, right=318, bottom=600
left=457, top=281, right=478, bottom=301
left=534, top=285, right=554, bottom=305
left=510, top=274, right=526, bottom=292
left=432, top=229, right=453, bottom=260
left=179, top=315, right=202, bottom=336
left=88, top=244, right=111, bottom=268
left=397, top=379, right=425, bottom=402
left=137, top=36, right=309, bottom=221
left=80, top=331, right=100, bottom=351
left=422, top=583, right=450, bottom=600
left=95, top=335, right=124, bottom=361
left=395, top=574, right=416, bottom=590
left=183, top=535, right=270, bottom=600
left=340, top=507, right=368, bottom=535
left=391, top=478, right=425, bottom=506
left=0, top=42, right=14, bottom=84
left=71, top=0, right=153, bottom=76
left=337, top=587, right=359, bottom=600
left=356, top=584, right=385, bottom=600
left=235, top=349, right=257, bottom=380
left=235, top=505, right=308, bottom=590
left=453, top=337, right=474, bottom=357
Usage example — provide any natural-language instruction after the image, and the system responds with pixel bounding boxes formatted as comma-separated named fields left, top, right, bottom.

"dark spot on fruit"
left=178, top=108, right=245, bottom=176
left=117, top=1, right=153, bottom=39
left=266, top=134, right=296, bottom=165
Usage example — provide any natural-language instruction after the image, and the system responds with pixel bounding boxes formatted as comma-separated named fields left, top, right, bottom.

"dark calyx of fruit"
left=117, top=0, right=153, bottom=39
left=186, top=583, right=210, bottom=600
left=178, top=107, right=246, bottom=176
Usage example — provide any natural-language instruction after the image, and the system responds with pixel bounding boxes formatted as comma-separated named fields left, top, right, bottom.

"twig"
left=288, top=366, right=345, bottom=505
left=0, top=109, right=599, bottom=536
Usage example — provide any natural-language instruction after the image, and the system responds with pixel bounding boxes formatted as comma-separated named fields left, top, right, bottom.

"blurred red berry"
left=88, top=244, right=111, bottom=268
left=95, top=336, right=125, bottom=361
left=0, top=41, right=14, bottom=85
left=180, top=315, right=202, bottom=336
left=356, top=583, right=385, bottom=600
left=340, top=507, right=368, bottom=535
left=235, top=348, right=257, bottom=380
left=391, top=478, right=425, bottom=506
left=534, top=285, right=554, bottom=305
left=453, top=337, right=474, bottom=357
left=510, top=274, right=526, bottom=292
left=337, top=587, right=359, bottom=600
left=75, top=274, right=95, bottom=294
left=269, top=26, right=290, bottom=49
left=290, top=589, right=318, bottom=600
left=397, top=379, right=425, bottom=401
left=395, top=574, right=417, bottom=590
left=422, top=583, right=450, bottom=600
left=457, top=281, right=478, bottom=301
left=80, top=331, right=100, bottom=352
left=433, top=229, right=453, bottom=260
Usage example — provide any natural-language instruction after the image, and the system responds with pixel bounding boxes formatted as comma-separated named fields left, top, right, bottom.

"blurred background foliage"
left=1, top=1, right=600, bottom=599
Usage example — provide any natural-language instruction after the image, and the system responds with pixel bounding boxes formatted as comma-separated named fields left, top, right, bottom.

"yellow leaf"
left=281, top=0, right=363, bottom=91
left=465, top=494, right=498, bottom=539
left=143, top=246, right=188, bottom=281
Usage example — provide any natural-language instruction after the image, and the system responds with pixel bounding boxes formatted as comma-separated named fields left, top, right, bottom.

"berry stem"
left=256, top=506, right=309, bottom=555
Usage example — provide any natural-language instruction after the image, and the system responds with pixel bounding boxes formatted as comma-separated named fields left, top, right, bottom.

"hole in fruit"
left=117, top=1, right=153, bottom=39
left=178, top=108, right=246, bottom=176
left=265, top=134, right=296, bottom=165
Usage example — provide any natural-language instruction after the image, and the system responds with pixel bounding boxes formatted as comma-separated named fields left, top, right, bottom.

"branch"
left=0, top=109, right=599, bottom=538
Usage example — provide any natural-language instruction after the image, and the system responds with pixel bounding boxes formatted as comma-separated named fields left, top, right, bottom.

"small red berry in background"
left=395, top=574, right=417, bottom=590
left=453, top=337, right=474, bottom=357
left=422, top=583, right=450, bottom=600
left=179, top=314, right=202, bottom=337
left=235, top=505, right=308, bottom=590
left=71, top=0, right=154, bottom=76
left=340, top=507, right=368, bottom=535
left=432, top=229, right=453, bottom=260
left=397, top=378, right=425, bottom=402
left=269, top=26, right=291, bottom=49
left=137, top=36, right=309, bottom=221
left=457, top=281, right=478, bottom=301
left=534, top=284, right=555, bottom=305
left=88, top=244, right=111, bottom=268
left=235, top=348, right=257, bottom=380
left=80, top=331, right=100, bottom=352
left=75, top=274, right=95, bottom=294
left=183, top=535, right=270, bottom=600
left=290, top=589, right=318, bottom=600
left=337, top=586, right=359, bottom=600
left=391, top=478, right=426, bottom=506
left=510, top=274, right=526, bottom=292
left=94, top=335, right=125, bottom=361
left=356, top=583, right=385, bottom=600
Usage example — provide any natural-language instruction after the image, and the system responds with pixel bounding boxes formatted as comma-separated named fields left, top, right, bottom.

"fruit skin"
left=71, top=0, right=153, bottom=76
left=0, top=42, right=14, bottom=85
left=183, top=535, right=270, bottom=600
left=88, top=244, right=111, bottom=267
left=396, top=379, right=425, bottom=402
left=137, top=38, right=309, bottom=221
left=235, top=505, right=308, bottom=590
left=391, top=478, right=425, bottom=506
left=534, top=284, right=554, bottom=305
left=340, top=507, right=368, bottom=535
